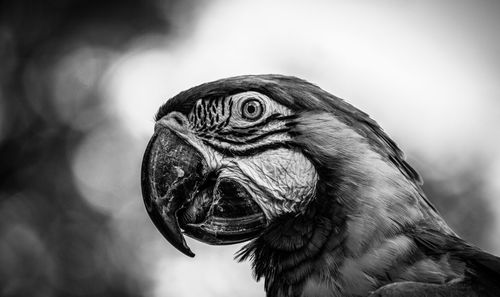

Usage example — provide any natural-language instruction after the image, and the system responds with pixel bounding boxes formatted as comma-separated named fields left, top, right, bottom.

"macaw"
left=141, top=75, right=500, bottom=297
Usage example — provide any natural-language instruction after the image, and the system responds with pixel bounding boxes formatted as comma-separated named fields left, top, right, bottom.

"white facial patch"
left=232, top=148, right=318, bottom=219
left=188, top=91, right=293, bottom=132
left=180, top=92, right=317, bottom=221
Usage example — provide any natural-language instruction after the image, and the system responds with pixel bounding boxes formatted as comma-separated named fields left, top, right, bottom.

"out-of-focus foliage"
left=0, top=1, right=498, bottom=297
left=418, top=158, right=496, bottom=251
left=0, top=1, right=196, bottom=296
left=416, top=157, right=497, bottom=251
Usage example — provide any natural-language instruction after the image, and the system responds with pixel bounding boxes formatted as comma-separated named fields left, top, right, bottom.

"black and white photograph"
left=1, top=1, right=500, bottom=296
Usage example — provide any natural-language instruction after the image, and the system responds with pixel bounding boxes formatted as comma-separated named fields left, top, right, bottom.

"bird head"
left=141, top=75, right=444, bottom=258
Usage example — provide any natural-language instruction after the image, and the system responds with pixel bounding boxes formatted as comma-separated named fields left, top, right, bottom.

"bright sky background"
left=97, top=1, right=500, bottom=296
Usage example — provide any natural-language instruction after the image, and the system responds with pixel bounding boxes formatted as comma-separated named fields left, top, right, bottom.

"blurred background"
left=1, top=0, right=499, bottom=296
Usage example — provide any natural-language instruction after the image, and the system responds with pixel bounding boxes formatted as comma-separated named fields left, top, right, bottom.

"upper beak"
left=141, top=126, right=202, bottom=257
left=141, top=113, right=267, bottom=257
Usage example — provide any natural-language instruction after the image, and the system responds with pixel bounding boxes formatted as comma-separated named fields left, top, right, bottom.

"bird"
left=141, top=74, right=500, bottom=297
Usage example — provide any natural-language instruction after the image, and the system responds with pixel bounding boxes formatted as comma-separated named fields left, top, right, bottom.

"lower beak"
left=141, top=125, right=267, bottom=257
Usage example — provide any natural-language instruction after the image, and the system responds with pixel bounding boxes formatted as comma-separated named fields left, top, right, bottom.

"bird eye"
left=241, top=98, right=264, bottom=121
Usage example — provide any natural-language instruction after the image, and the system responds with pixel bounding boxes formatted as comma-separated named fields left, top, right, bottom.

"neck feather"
left=239, top=112, right=457, bottom=296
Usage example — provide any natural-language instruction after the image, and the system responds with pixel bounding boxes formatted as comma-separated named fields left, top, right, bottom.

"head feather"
left=158, top=74, right=425, bottom=197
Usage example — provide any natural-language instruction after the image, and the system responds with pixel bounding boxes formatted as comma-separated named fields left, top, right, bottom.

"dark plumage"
left=143, top=74, right=500, bottom=297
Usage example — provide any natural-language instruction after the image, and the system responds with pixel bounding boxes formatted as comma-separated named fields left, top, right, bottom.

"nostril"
left=167, top=112, right=189, bottom=128
left=170, top=114, right=184, bottom=126
left=155, top=112, right=189, bottom=132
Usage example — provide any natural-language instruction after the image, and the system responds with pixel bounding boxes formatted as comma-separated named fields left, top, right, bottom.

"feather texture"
left=155, top=75, right=500, bottom=297
left=370, top=226, right=500, bottom=297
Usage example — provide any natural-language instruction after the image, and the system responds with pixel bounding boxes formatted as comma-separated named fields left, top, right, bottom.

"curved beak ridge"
left=141, top=128, right=205, bottom=257
left=141, top=116, right=268, bottom=257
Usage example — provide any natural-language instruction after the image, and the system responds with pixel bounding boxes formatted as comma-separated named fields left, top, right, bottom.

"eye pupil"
left=246, top=104, right=256, bottom=114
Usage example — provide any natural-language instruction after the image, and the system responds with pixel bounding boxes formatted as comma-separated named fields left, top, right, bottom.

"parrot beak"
left=141, top=115, right=267, bottom=257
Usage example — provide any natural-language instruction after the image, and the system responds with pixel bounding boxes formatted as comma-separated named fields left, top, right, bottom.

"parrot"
left=141, top=74, right=500, bottom=297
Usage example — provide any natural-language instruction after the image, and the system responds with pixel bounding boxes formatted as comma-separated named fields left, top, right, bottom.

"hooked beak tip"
left=184, top=249, right=195, bottom=258
left=141, top=126, right=202, bottom=257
